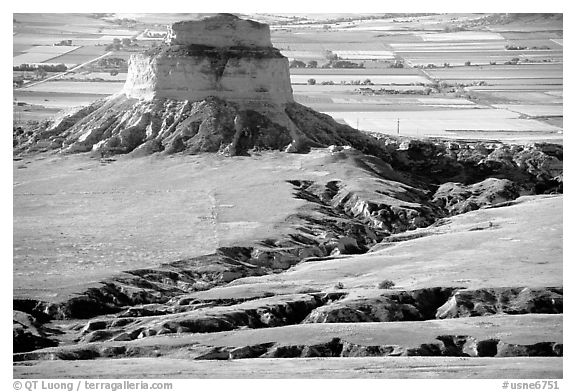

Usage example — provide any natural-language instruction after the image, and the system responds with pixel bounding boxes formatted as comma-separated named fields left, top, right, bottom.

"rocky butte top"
left=165, top=14, right=272, bottom=48
left=123, top=14, right=293, bottom=104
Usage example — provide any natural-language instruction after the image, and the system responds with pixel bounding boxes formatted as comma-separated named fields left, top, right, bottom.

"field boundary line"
left=16, top=51, right=114, bottom=90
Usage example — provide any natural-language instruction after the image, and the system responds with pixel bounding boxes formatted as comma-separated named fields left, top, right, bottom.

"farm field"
left=467, top=84, right=562, bottom=92
left=44, top=45, right=111, bottom=66
left=492, top=104, right=563, bottom=117
left=289, top=68, right=421, bottom=75
left=13, top=46, right=81, bottom=66
left=487, top=90, right=562, bottom=104
left=400, top=52, right=562, bottom=66
left=293, top=94, right=484, bottom=113
left=293, top=84, right=429, bottom=94
left=426, top=64, right=562, bottom=80
left=325, top=108, right=563, bottom=141
left=440, top=78, right=561, bottom=86
left=14, top=91, right=107, bottom=109
left=16, top=81, right=122, bottom=95
left=290, top=74, right=430, bottom=85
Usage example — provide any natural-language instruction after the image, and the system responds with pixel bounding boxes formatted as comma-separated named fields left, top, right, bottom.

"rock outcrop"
left=13, top=311, right=58, bottom=353
left=13, top=14, right=384, bottom=157
left=432, top=178, right=521, bottom=215
left=123, top=15, right=292, bottom=103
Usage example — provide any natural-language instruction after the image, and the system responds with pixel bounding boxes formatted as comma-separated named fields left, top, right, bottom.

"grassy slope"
left=13, top=148, right=411, bottom=301
left=13, top=152, right=305, bottom=301
left=14, top=357, right=562, bottom=379
left=191, top=194, right=562, bottom=301
left=14, top=313, right=563, bottom=378
left=14, top=150, right=561, bottom=302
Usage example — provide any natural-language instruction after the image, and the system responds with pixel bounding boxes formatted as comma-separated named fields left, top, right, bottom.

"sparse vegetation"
left=505, top=44, right=528, bottom=50
left=504, top=57, right=521, bottom=65
left=356, top=87, right=432, bottom=96
left=105, top=37, right=138, bottom=52
left=13, top=63, right=67, bottom=72
left=378, top=280, right=396, bottom=289
left=289, top=60, right=306, bottom=68
left=306, top=60, right=318, bottom=68
left=322, top=60, right=365, bottom=69
left=97, top=57, right=126, bottom=68
left=55, top=39, right=73, bottom=46
left=324, top=50, right=339, bottom=61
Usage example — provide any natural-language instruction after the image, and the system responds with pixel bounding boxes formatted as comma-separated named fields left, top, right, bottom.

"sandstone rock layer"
left=125, top=14, right=290, bottom=103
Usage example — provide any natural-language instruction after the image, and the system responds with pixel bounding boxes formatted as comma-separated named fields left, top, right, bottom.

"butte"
left=14, top=14, right=379, bottom=157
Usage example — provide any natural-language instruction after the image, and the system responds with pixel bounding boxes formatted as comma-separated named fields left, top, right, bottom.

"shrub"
left=464, top=61, right=471, bottom=66
left=307, top=78, right=316, bottom=85
left=306, top=60, right=318, bottom=68
left=334, top=282, right=345, bottom=289
left=13, top=63, right=67, bottom=72
left=505, top=44, right=527, bottom=50
left=328, top=60, right=363, bottom=69
left=377, top=280, right=396, bottom=289
left=289, top=60, right=306, bottom=68
left=325, top=50, right=339, bottom=61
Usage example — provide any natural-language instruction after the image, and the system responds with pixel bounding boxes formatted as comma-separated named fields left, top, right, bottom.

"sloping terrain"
left=13, top=140, right=562, bottom=378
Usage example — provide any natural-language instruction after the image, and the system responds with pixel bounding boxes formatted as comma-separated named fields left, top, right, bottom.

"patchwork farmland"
left=14, top=13, right=562, bottom=144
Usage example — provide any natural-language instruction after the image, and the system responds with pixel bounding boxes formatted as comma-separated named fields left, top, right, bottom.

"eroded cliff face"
left=123, top=14, right=292, bottom=104
left=123, top=49, right=292, bottom=104
left=165, top=15, right=272, bottom=48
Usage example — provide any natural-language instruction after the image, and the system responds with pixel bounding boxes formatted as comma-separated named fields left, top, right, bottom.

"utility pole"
left=397, top=118, right=400, bottom=135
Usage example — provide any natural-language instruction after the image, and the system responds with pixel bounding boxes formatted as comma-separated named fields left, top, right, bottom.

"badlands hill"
left=13, top=15, right=563, bottom=379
